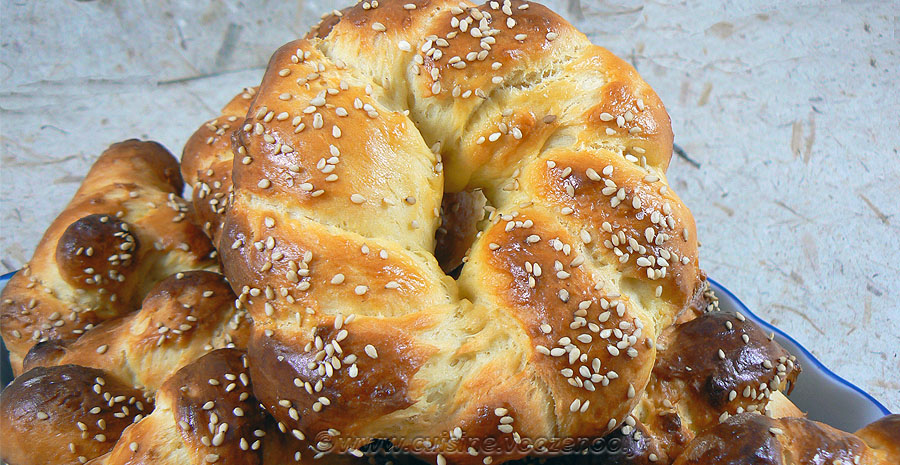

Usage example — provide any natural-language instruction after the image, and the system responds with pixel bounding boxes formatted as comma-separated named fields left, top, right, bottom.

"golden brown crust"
left=855, top=415, right=900, bottom=461
left=182, top=88, right=257, bottom=245
left=654, top=311, right=800, bottom=416
left=306, top=7, right=352, bottom=40
left=628, top=308, right=801, bottom=462
left=516, top=148, right=700, bottom=327
left=1, top=140, right=217, bottom=372
left=23, top=271, right=250, bottom=392
left=0, top=364, right=151, bottom=465
left=672, top=413, right=889, bottom=465
left=460, top=206, right=657, bottom=437
left=247, top=319, right=432, bottom=442
left=54, top=214, right=141, bottom=291
left=92, top=349, right=265, bottom=465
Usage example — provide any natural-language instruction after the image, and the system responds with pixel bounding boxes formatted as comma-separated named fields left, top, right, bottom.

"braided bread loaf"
left=0, top=140, right=217, bottom=372
left=216, top=1, right=701, bottom=463
left=856, top=415, right=900, bottom=460
left=23, top=270, right=250, bottom=392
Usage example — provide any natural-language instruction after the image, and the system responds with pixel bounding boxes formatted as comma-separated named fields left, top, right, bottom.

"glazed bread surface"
left=672, top=412, right=900, bottom=465
left=86, top=349, right=265, bottom=465
left=0, top=364, right=152, bottom=465
left=182, top=88, right=258, bottom=246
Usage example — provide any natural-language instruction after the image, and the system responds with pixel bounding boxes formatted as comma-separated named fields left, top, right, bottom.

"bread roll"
left=0, top=140, right=217, bottom=372
left=182, top=88, right=258, bottom=245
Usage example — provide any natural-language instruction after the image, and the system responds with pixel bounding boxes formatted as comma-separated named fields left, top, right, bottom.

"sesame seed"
left=569, top=399, right=581, bottom=412
left=350, top=194, right=366, bottom=204
left=354, top=285, right=368, bottom=295
left=372, top=22, right=386, bottom=32
left=365, top=344, right=378, bottom=358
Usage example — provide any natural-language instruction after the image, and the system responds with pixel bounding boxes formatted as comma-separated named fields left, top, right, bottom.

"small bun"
left=55, top=214, right=139, bottom=293
left=653, top=310, right=800, bottom=413
left=182, top=88, right=257, bottom=245
left=629, top=304, right=802, bottom=462
left=0, top=364, right=151, bottom=465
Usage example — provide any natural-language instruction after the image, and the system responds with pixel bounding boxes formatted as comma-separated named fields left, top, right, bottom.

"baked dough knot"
left=217, top=1, right=702, bottom=463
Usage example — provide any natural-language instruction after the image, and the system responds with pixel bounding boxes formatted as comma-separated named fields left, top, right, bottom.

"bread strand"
left=0, top=363, right=153, bottom=465
left=22, top=270, right=251, bottom=393
left=86, top=349, right=267, bottom=465
left=182, top=88, right=259, bottom=246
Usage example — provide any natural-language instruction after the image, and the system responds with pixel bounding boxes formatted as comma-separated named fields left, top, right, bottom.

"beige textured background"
left=1, top=0, right=898, bottom=411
